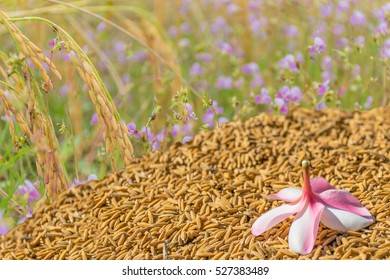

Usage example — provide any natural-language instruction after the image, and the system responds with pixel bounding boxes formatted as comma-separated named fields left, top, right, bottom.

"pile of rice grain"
left=1, top=108, right=389, bottom=260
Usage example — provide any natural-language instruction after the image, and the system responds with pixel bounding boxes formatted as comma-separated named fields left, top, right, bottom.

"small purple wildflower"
left=185, top=103, right=198, bottom=120
left=227, top=2, right=239, bottom=14
left=316, top=102, right=327, bottom=111
left=180, top=0, right=190, bottom=15
left=87, top=174, right=98, bottom=181
left=196, top=53, right=212, bottom=63
left=211, top=17, right=230, bottom=36
left=141, top=126, right=154, bottom=142
left=379, top=3, right=390, bottom=19
left=250, top=74, right=264, bottom=88
left=61, top=51, right=72, bottom=61
left=213, top=100, right=224, bottom=114
left=350, top=11, right=366, bottom=27
left=171, top=124, right=180, bottom=138
left=59, top=84, right=69, bottom=96
left=179, top=38, right=190, bottom=48
left=380, top=39, right=390, bottom=59
left=279, top=54, right=300, bottom=73
left=312, top=21, right=327, bottom=37
left=218, top=117, right=229, bottom=124
left=318, top=80, right=330, bottom=96
left=121, top=73, right=131, bottom=85
left=114, top=40, right=126, bottom=53
left=355, top=36, right=365, bottom=48
left=182, top=122, right=194, bottom=137
left=234, top=77, right=244, bottom=88
left=337, top=1, right=349, bottom=12
left=248, top=16, right=268, bottom=39
left=155, top=128, right=166, bottom=143
left=333, top=24, right=345, bottom=36
left=277, top=86, right=302, bottom=103
left=73, top=174, right=98, bottom=187
left=127, top=122, right=141, bottom=138
left=219, top=42, right=234, bottom=55
left=216, top=75, right=233, bottom=89
left=90, top=113, right=98, bottom=125
left=289, top=86, right=303, bottom=102
left=338, top=85, right=347, bottom=96
left=0, top=211, right=10, bottom=235
left=189, top=62, right=204, bottom=76
left=168, top=26, right=178, bottom=37
left=181, top=22, right=191, bottom=33
left=336, top=37, right=350, bottom=50
left=195, top=80, right=209, bottom=91
left=202, top=101, right=224, bottom=128
left=48, top=39, right=55, bottom=48
left=353, top=65, right=361, bottom=79
left=18, top=205, right=33, bottom=224
left=1, top=112, right=15, bottom=123
left=15, top=180, right=40, bottom=203
left=309, top=37, right=326, bottom=56
left=274, top=98, right=288, bottom=115
left=254, top=88, right=272, bottom=104
left=130, top=50, right=148, bottom=63
left=364, top=96, right=373, bottom=110
left=276, top=86, right=290, bottom=100
left=97, top=22, right=106, bottom=32
left=241, top=62, right=259, bottom=75
left=320, top=3, right=333, bottom=18
left=376, top=21, right=388, bottom=35
left=202, top=109, right=214, bottom=127
left=321, top=56, right=333, bottom=80
left=182, top=136, right=192, bottom=144
left=285, top=25, right=299, bottom=38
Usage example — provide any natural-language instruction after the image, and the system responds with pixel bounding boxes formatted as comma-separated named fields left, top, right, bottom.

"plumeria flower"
left=252, top=160, right=374, bottom=254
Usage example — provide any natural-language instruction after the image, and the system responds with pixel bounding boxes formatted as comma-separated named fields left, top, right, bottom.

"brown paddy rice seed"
left=1, top=108, right=389, bottom=260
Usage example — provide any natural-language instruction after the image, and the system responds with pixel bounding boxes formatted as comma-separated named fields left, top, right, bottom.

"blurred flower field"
left=0, top=0, right=389, bottom=234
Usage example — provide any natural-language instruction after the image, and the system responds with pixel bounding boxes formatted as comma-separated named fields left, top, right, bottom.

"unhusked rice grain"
left=0, top=107, right=389, bottom=260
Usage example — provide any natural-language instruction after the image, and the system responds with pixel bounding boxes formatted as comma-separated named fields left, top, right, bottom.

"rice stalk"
left=0, top=9, right=68, bottom=199
left=7, top=14, right=135, bottom=168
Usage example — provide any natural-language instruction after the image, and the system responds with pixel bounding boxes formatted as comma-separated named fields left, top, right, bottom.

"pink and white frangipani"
left=251, top=160, right=374, bottom=254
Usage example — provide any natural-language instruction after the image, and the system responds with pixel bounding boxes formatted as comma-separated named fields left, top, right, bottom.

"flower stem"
left=302, top=160, right=312, bottom=194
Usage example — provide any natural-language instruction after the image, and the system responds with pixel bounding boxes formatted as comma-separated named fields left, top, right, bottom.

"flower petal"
left=311, top=177, right=334, bottom=193
left=318, top=189, right=373, bottom=218
left=269, top=188, right=302, bottom=202
left=252, top=202, right=301, bottom=236
left=321, top=207, right=374, bottom=232
left=288, top=201, right=325, bottom=254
